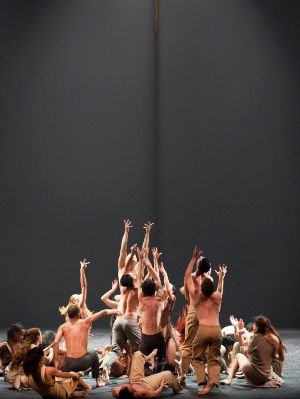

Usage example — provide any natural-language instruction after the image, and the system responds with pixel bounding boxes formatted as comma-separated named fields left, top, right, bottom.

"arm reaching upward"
left=79, top=259, right=89, bottom=317
left=100, top=280, right=119, bottom=309
left=144, top=251, right=162, bottom=289
left=123, top=244, right=138, bottom=274
left=142, top=221, right=154, bottom=250
left=184, top=245, right=202, bottom=300
left=152, top=246, right=162, bottom=275
left=159, top=262, right=175, bottom=301
left=215, top=264, right=227, bottom=296
left=118, top=219, right=133, bottom=271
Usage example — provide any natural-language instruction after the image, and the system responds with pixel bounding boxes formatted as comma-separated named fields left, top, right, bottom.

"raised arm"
left=184, top=245, right=202, bottom=299
left=159, top=262, right=175, bottom=301
left=118, top=219, right=133, bottom=271
left=144, top=253, right=162, bottom=289
left=142, top=221, right=154, bottom=250
left=100, top=280, right=119, bottom=309
left=78, top=259, right=89, bottom=316
left=152, top=246, right=162, bottom=275
left=215, top=264, right=227, bottom=296
left=123, top=244, right=138, bottom=274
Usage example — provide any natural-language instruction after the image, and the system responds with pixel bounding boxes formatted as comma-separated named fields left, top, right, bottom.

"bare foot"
left=197, top=382, right=213, bottom=395
left=102, top=368, right=110, bottom=384
left=96, top=378, right=106, bottom=388
left=220, top=379, right=231, bottom=385
left=145, top=348, right=158, bottom=363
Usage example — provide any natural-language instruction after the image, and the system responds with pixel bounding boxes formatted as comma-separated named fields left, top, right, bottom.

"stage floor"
left=1, top=329, right=299, bottom=399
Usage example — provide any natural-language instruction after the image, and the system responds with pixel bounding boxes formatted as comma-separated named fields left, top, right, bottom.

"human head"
left=142, top=279, right=156, bottom=296
left=23, top=346, right=44, bottom=376
left=41, top=330, right=56, bottom=350
left=69, top=294, right=81, bottom=304
left=120, top=273, right=135, bottom=289
left=7, top=323, right=25, bottom=344
left=201, top=278, right=215, bottom=298
left=253, top=315, right=272, bottom=335
left=196, top=257, right=211, bottom=277
left=24, top=328, right=42, bottom=346
left=67, top=304, right=80, bottom=319
left=118, top=384, right=134, bottom=399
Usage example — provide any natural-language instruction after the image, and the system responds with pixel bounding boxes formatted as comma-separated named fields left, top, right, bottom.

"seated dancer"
left=137, top=248, right=166, bottom=373
left=24, top=346, right=91, bottom=398
left=179, top=252, right=213, bottom=385
left=59, top=259, right=92, bottom=321
left=5, top=327, right=42, bottom=390
left=0, top=322, right=25, bottom=375
left=185, top=245, right=228, bottom=395
left=100, top=220, right=153, bottom=384
left=53, top=304, right=119, bottom=388
left=221, top=315, right=285, bottom=387
left=112, top=350, right=182, bottom=398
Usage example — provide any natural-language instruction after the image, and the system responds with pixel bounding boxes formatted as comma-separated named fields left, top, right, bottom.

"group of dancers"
left=0, top=220, right=286, bottom=398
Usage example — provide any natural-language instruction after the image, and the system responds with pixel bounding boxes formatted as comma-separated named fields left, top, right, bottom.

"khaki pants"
left=192, top=325, right=221, bottom=386
left=129, top=351, right=181, bottom=392
left=181, top=304, right=199, bottom=373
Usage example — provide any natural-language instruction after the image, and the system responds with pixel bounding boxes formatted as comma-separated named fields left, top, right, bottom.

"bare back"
left=62, top=319, right=90, bottom=358
left=140, top=296, right=164, bottom=335
left=194, top=291, right=222, bottom=326
left=121, top=288, right=139, bottom=318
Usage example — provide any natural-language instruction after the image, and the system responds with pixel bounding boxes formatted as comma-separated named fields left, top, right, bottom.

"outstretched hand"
left=80, top=259, right=90, bottom=270
left=192, top=245, right=202, bottom=259
left=137, top=246, right=148, bottom=261
left=130, top=243, right=138, bottom=255
left=143, top=221, right=154, bottom=232
left=152, top=246, right=162, bottom=261
left=215, top=264, right=227, bottom=278
left=124, top=219, right=133, bottom=232
left=159, top=261, right=166, bottom=274
left=229, top=315, right=238, bottom=327
left=111, top=280, right=118, bottom=290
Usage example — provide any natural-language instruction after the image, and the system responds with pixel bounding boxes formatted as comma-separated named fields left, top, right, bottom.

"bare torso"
left=193, top=291, right=221, bottom=326
left=121, top=288, right=139, bottom=318
left=62, top=319, right=90, bottom=358
left=140, top=296, right=164, bottom=335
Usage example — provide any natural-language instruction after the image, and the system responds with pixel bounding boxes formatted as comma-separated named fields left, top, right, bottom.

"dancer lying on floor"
left=112, top=350, right=182, bottom=398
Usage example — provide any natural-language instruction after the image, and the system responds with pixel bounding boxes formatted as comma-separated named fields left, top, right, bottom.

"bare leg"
left=77, top=378, right=92, bottom=393
left=222, top=353, right=248, bottom=385
left=145, top=348, right=158, bottom=363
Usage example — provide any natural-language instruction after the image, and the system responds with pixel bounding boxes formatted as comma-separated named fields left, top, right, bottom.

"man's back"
left=195, top=291, right=221, bottom=326
left=122, top=288, right=139, bottom=317
left=140, top=296, right=164, bottom=335
left=62, top=319, right=89, bottom=358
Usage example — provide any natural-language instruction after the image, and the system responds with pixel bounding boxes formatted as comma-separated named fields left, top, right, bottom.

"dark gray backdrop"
left=0, top=0, right=299, bottom=329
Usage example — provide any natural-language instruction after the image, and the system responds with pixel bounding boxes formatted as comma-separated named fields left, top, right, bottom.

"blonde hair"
left=59, top=294, right=92, bottom=321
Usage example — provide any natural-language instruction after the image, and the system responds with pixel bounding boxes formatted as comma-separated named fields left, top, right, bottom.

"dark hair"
left=120, top=274, right=134, bottom=289
left=222, top=335, right=235, bottom=348
left=23, top=347, right=44, bottom=376
left=67, top=304, right=80, bottom=319
left=7, top=323, right=24, bottom=343
left=41, top=330, right=56, bottom=350
left=119, top=386, right=134, bottom=399
left=254, top=315, right=286, bottom=361
left=246, top=321, right=254, bottom=332
left=201, top=278, right=214, bottom=298
left=196, top=257, right=211, bottom=277
left=142, top=279, right=156, bottom=296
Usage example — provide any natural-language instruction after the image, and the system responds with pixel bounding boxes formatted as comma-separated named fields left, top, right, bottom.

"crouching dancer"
left=112, top=350, right=182, bottom=398
left=53, top=305, right=120, bottom=388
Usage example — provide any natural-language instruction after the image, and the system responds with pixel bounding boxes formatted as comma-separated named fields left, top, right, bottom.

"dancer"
left=221, top=315, right=285, bottom=387
left=59, top=259, right=92, bottom=320
left=24, top=346, right=91, bottom=398
left=185, top=245, right=227, bottom=395
left=180, top=250, right=213, bottom=385
left=53, top=304, right=119, bottom=388
left=137, top=248, right=166, bottom=372
left=112, top=350, right=182, bottom=398
left=0, top=323, right=25, bottom=375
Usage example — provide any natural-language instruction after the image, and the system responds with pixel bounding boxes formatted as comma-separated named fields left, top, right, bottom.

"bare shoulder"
left=270, top=333, right=280, bottom=344
left=211, top=291, right=221, bottom=302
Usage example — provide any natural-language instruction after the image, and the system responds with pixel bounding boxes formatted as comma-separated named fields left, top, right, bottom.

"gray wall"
left=0, top=0, right=299, bottom=329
